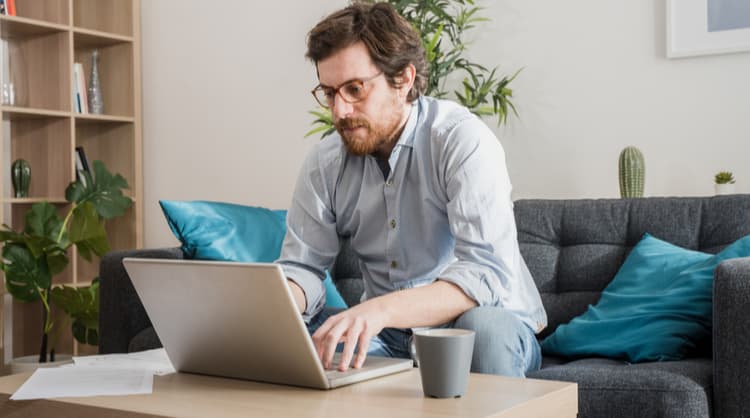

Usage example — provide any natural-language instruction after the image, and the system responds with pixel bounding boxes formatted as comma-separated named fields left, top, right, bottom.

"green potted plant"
left=0, top=160, right=131, bottom=368
left=306, top=0, right=521, bottom=138
left=714, top=171, right=736, bottom=195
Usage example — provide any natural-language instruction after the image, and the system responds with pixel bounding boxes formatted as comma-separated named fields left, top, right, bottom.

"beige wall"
left=141, top=0, right=750, bottom=247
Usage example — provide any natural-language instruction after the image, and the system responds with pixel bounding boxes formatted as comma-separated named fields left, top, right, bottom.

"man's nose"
left=331, top=93, right=354, bottom=120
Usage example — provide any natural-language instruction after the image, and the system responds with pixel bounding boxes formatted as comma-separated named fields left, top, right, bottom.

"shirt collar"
left=394, top=99, right=420, bottom=150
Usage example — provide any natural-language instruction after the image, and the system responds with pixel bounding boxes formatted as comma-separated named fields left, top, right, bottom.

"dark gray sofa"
left=99, top=195, right=750, bottom=418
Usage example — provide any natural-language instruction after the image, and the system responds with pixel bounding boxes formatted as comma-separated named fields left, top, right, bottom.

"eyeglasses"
left=311, top=72, right=383, bottom=108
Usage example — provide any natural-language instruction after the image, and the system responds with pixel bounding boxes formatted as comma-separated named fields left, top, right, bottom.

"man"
left=277, top=2, right=547, bottom=377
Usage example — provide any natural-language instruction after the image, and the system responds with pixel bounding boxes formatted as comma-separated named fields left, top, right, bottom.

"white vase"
left=715, top=183, right=736, bottom=196
left=10, top=354, right=73, bottom=374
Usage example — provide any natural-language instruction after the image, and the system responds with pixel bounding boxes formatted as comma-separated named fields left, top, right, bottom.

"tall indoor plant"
left=307, top=0, right=521, bottom=138
left=0, top=160, right=132, bottom=362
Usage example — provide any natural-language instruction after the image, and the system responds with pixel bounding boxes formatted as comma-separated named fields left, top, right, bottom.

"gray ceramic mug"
left=413, top=328, right=475, bottom=398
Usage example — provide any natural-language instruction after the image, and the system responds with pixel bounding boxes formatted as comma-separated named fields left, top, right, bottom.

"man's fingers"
left=320, top=319, right=350, bottom=369
left=354, top=331, right=371, bottom=369
left=312, top=314, right=340, bottom=365
left=337, top=318, right=364, bottom=371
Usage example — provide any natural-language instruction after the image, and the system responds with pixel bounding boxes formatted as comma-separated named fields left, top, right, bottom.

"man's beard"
left=335, top=106, right=403, bottom=157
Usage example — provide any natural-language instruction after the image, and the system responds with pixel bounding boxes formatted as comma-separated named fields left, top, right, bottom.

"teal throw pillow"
left=541, top=233, right=750, bottom=362
left=159, top=200, right=347, bottom=309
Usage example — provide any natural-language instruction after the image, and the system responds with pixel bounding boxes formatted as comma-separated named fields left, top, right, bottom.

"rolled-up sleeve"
left=437, top=120, right=521, bottom=308
left=277, top=145, right=340, bottom=322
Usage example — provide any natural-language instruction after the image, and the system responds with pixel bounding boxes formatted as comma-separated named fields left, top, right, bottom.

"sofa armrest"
left=98, top=247, right=184, bottom=354
left=713, top=256, right=750, bottom=418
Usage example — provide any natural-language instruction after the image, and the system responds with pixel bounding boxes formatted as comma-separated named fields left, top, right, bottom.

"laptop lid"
left=122, top=258, right=411, bottom=389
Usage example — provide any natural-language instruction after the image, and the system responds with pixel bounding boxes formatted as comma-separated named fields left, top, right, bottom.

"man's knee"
left=453, top=306, right=538, bottom=377
left=454, top=306, right=521, bottom=339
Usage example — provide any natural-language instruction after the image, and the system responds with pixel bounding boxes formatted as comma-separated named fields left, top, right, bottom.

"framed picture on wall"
left=667, top=0, right=750, bottom=58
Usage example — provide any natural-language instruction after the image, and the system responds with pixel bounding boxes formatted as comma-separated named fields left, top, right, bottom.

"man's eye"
left=344, top=83, right=364, bottom=97
left=323, top=90, right=336, bottom=99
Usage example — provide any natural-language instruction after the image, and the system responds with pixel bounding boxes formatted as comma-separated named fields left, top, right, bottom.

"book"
left=72, top=64, right=81, bottom=112
left=77, top=63, right=88, bottom=113
left=0, top=0, right=6, bottom=15
left=75, top=146, right=91, bottom=186
left=73, top=63, right=89, bottom=113
left=6, top=0, right=14, bottom=16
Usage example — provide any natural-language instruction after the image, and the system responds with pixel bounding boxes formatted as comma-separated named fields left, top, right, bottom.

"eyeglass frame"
left=310, top=71, right=384, bottom=108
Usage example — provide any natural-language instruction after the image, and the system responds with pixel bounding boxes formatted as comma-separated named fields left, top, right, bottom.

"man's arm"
left=288, top=280, right=307, bottom=313
left=276, top=143, right=340, bottom=321
left=312, top=279, right=476, bottom=371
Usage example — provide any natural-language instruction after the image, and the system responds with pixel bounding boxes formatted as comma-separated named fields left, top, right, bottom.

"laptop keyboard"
left=324, top=354, right=372, bottom=378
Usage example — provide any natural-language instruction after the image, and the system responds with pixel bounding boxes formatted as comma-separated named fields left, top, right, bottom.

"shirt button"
left=389, top=219, right=396, bottom=229
left=390, top=261, right=398, bottom=269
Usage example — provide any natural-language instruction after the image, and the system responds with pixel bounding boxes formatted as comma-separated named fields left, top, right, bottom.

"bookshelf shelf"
left=0, top=15, right=68, bottom=38
left=74, top=28, right=133, bottom=48
left=1, top=0, right=142, bottom=362
left=0, top=197, right=68, bottom=204
left=75, top=114, right=135, bottom=124
left=0, top=106, right=70, bottom=119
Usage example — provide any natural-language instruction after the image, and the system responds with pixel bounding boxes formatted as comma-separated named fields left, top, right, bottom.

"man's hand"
left=311, top=280, right=476, bottom=372
left=311, top=299, right=388, bottom=371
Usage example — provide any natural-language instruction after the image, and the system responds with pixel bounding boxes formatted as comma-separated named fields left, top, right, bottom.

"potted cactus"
left=618, top=146, right=645, bottom=198
left=714, top=171, right=736, bottom=195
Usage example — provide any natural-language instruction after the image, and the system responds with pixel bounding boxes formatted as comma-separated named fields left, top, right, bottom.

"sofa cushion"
left=541, top=233, right=750, bottom=362
left=529, top=358, right=712, bottom=418
left=159, top=200, right=346, bottom=308
left=128, top=326, right=162, bottom=353
left=514, top=195, right=750, bottom=340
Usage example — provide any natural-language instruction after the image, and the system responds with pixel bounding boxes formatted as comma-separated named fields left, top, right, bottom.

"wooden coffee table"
left=0, top=369, right=577, bottom=417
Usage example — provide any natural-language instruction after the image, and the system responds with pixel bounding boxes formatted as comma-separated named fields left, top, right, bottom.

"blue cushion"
left=159, top=200, right=347, bottom=309
left=541, top=233, right=750, bottom=362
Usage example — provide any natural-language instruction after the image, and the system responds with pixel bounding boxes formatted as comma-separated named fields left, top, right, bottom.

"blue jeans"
left=306, top=306, right=541, bottom=377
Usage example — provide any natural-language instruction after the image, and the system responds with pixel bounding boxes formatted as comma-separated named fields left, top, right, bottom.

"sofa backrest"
left=515, top=195, right=750, bottom=337
left=331, top=195, right=750, bottom=337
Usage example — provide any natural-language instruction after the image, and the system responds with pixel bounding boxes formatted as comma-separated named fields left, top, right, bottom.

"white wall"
left=142, top=0, right=750, bottom=247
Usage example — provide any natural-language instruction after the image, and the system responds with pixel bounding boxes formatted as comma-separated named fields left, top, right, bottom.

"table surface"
left=0, top=369, right=577, bottom=418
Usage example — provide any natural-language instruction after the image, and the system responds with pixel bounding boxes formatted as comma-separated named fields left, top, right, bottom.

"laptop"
left=122, top=257, right=413, bottom=389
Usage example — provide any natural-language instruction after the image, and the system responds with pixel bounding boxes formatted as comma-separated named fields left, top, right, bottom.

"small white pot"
left=10, top=354, right=73, bottom=374
left=715, top=183, right=736, bottom=195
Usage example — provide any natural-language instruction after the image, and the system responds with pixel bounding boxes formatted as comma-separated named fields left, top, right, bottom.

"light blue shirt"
left=278, top=96, right=547, bottom=332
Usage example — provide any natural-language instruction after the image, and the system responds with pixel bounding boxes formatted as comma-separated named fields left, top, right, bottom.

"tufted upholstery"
left=515, top=196, right=750, bottom=339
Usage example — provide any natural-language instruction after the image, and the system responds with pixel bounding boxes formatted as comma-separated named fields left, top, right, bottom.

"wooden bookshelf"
left=0, top=0, right=142, bottom=364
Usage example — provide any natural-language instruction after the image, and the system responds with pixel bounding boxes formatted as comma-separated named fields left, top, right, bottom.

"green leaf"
left=25, top=202, right=64, bottom=244
left=0, top=227, right=25, bottom=243
left=46, top=249, right=69, bottom=276
left=306, top=107, right=336, bottom=139
left=72, top=320, right=99, bottom=346
left=2, top=244, right=50, bottom=302
left=69, top=202, right=110, bottom=261
left=65, top=160, right=133, bottom=220
left=304, top=124, right=334, bottom=138
left=50, top=280, right=100, bottom=346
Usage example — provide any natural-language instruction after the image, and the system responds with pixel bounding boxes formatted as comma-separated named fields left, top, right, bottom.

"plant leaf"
left=1, top=244, right=50, bottom=302
left=65, top=160, right=133, bottom=220
left=50, top=280, right=100, bottom=345
left=69, top=202, right=110, bottom=261
left=25, top=202, right=60, bottom=237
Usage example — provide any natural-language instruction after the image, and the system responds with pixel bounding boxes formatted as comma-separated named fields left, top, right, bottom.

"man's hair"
left=306, top=2, right=428, bottom=102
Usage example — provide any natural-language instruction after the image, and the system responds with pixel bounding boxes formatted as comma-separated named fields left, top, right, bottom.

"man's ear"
left=395, top=64, right=416, bottom=98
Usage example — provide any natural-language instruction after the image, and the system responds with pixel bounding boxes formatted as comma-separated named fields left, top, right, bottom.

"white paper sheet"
left=73, top=348, right=176, bottom=376
left=10, top=367, right=153, bottom=400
